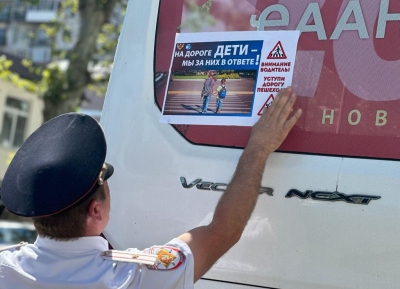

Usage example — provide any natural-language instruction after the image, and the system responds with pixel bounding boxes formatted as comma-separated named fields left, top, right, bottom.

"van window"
left=154, top=0, right=400, bottom=160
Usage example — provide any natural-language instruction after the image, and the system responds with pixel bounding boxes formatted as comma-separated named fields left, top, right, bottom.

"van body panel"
left=102, top=0, right=400, bottom=288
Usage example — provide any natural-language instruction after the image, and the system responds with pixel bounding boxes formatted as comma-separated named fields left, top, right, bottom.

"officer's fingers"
left=262, top=87, right=287, bottom=116
left=277, top=91, right=297, bottom=126
left=283, top=108, right=302, bottom=133
left=269, top=87, right=292, bottom=119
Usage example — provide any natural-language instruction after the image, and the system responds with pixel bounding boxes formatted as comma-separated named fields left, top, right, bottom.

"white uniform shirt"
left=0, top=236, right=194, bottom=289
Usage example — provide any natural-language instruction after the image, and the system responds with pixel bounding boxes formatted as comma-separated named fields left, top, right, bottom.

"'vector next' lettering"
left=286, top=189, right=381, bottom=205
left=180, top=177, right=273, bottom=196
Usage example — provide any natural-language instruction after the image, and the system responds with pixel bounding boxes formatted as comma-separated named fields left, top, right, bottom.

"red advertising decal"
left=154, top=0, right=400, bottom=160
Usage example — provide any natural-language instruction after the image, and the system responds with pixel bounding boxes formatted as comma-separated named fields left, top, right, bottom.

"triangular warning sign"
left=258, top=94, right=275, bottom=115
left=267, top=41, right=287, bottom=59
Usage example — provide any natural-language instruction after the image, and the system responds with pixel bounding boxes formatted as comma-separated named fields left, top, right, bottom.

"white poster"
left=159, top=31, right=300, bottom=126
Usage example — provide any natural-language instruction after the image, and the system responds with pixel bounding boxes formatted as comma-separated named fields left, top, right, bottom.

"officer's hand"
left=248, top=87, right=302, bottom=156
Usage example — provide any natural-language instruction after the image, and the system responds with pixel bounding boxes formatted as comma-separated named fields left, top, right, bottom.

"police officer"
left=0, top=88, right=301, bottom=288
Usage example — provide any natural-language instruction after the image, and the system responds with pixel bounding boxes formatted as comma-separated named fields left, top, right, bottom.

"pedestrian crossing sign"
left=267, top=41, right=287, bottom=59
left=258, top=94, right=275, bottom=115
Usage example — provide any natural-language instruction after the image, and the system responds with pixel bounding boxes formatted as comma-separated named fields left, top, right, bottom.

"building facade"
left=0, top=52, right=44, bottom=181
left=0, top=0, right=80, bottom=63
left=0, top=79, right=44, bottom=179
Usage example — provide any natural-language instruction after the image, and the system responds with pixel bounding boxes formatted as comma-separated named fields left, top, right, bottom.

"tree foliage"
left=0, top=57, right=40, bottom=92
left=0, top=0, right=126, bottom=121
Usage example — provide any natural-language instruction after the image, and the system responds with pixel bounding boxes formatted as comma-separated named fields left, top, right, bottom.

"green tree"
left=0, top=0, right=125, bottom=121
left=42, top=0, right=124, bottom=121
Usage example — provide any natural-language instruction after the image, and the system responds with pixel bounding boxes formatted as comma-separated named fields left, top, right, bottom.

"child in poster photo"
left=216, top=78, right=227, bottom=113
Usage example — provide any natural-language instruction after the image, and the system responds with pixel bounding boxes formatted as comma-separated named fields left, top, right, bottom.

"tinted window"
left=154, top=0, right=400, bottom=160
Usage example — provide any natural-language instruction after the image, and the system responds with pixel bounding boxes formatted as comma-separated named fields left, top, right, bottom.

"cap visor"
left=104, top=162, right=114, bottom=180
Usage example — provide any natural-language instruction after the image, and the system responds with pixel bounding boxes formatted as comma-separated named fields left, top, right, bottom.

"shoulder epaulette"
left=101, top=250, right=158, bottom=265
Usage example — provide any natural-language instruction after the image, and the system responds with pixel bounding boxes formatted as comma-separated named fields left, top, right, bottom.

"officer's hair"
left=32, top=185, right=106, bottom=240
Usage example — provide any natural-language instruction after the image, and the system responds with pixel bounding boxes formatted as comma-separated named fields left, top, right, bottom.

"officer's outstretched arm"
left=178, top=87, right=302, bottom=282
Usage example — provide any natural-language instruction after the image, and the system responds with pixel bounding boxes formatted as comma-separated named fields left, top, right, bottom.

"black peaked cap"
left=0, top=113, right=114, bottom=217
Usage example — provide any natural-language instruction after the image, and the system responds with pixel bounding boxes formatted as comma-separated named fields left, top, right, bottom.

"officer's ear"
left=87, top=198, right=105, bottom=221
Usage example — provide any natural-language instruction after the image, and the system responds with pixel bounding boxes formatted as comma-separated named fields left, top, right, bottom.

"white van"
left=101, top=1, right=400, bottom=288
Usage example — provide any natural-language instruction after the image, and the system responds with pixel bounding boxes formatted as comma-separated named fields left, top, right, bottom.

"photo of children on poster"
left=159, top=31, right=300, bottom=126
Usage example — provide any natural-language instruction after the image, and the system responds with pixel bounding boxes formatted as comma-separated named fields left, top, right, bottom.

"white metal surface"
left=101, top=1, right=400, bottom=288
